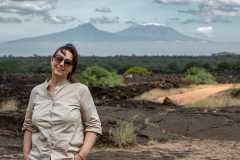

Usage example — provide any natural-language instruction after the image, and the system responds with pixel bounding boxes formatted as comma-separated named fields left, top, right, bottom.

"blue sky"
left=0, top=0, right=240, bottom=56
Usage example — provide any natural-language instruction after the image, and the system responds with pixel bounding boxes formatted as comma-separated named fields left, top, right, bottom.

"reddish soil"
left=157, top=85, right=232, bottom=104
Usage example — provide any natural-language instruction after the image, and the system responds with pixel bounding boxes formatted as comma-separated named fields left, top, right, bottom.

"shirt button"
left=48, top=121, right=51, bottom=124
left=49, top=110, right=51, bottom=113
left=49, top=134, right=51, bottom=137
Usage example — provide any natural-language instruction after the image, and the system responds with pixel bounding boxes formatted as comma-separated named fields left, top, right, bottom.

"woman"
left=22, top=43, right=102, bottom=160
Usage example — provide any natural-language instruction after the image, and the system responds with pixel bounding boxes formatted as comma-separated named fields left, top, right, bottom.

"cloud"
left=154, top=0, right=240, bottom=17
left=191, top=26, right=215, bottom=37
left=0, top=16, right=21, bottom=23
left=167, top=17, right=180, bottom=21
left=124, top=21, right=137, bottom=24
left=90, top=16, right=119, bottom=24
left=95, top=7, right=112, bottom=13
left=24, top=18, right=31, bottom=22
left=43, top=16, right=75, bottom=24
left=180, top=17, right=232, bottom=24
left=0, top=0, right=55, bottom=16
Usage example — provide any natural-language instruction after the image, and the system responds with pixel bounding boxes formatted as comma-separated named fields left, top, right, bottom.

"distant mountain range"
left=5, top=23, right=203, bottom=43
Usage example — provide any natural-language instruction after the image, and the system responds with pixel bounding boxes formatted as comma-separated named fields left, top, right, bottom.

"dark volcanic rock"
left=163, top=97, right=177, bottom=106
left=135, top=124, right=168, bottom=142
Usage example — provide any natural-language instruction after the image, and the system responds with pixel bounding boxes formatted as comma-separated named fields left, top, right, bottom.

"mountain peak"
left=130, top=23, right=167, bottom=28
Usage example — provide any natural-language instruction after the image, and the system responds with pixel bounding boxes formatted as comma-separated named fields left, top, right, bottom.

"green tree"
left=165, top=61, right=180, bottom=72
left=0, top=60, right=25, bottom=74
left=202, top=63, right=214, bottom=72
left=216, top=62, right=231, bottom=71
left=231, top=61, right=240, bottom=71
left=184, top=61, right=201, bottom=70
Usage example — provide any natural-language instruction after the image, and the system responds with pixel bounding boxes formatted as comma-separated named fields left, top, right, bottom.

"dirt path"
left=157, top=85, right=233, bottom=104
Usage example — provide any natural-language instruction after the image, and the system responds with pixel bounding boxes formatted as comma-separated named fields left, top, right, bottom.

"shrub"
left=196, top=72, right=218, bottom=85
left=216, top=61, right=231, bottom=71
left=76, top=66, right=125, bottom=87
left=186, top=67, right=206, bottom=75
left=124, top=67, right=152, bottom=75
left=183, top=67, right=217, bottom=85
left=109, top=121, right=137, bottom=148
left=182, top=75, right=198, bottom=83
left=202, top=63, right=214, bottom=72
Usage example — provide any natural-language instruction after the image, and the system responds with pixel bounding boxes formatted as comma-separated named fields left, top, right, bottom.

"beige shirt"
left=22, top=79, right=102, bottom=160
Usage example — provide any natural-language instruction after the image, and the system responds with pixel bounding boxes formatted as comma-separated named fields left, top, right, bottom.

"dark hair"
left=53, top=43, right=78, bottom=83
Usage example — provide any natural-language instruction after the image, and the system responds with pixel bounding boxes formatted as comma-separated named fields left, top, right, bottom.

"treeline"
left=1, top=59, right=240, bottom=75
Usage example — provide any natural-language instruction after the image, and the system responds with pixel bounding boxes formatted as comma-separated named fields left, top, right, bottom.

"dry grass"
left=136, top=84, right=218, bottom=102
left=185, top=86, right=240, bottom=108
left=0, top=99, right=19, bottom=111
left=148, top=135, right=158, bottom=145
left=109, top=116, right=137, bottom=148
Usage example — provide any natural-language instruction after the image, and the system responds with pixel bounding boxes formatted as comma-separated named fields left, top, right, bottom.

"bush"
left=109, top=121, right=137, bottom=148
left=183, top=67, right=217, bottom=85
left=165, top=61, right=180, bottom=72
left=186, top=67, right=206, bottom=75
left=182, top=75, right=198, bottom=83
left=202, top=63, right=214, bottom=72
left=124, top=67, right=152, bottom=75
left=196, top=72, right=218, bottom=85
left=76, top=66, right=125, bottom=87
left=216, top=61, right=231, bottom=71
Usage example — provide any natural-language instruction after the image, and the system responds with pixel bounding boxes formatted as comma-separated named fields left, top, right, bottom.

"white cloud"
left=90, top=16, right=119, bottom=24
left=0, top=16, right=21, bottom=23
left=95, top=7, right=112, bottom=13
left=155, top=0, right=240, bottom=17
left=43, top=16, right=75, bottom=24
left=191, top=26, right=215, bottom=37
left=0, top=0, right=55, bottom=16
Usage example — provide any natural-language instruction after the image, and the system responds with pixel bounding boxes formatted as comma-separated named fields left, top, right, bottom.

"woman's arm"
left=74, top=131, right=97, bottom=160
left=23, top=129, right=32, bottom=160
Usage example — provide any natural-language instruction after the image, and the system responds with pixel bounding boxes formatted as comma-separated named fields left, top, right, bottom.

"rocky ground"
left=1, top=73, right=240, bottom=159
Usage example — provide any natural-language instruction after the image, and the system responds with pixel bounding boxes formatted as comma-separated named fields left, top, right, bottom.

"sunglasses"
left=53, top=54, right=74, bottom=67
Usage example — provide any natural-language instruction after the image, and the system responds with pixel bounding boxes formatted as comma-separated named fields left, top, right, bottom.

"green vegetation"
left=165, top=61, right=180, bottom=72
left=1, top=53, right=240, bottom=75
left=0, top=60, right=25, bottom=74
left=216, top=61, right=231, bottom=71
left=202, top=63, right=214, bottom=72
left=183, top=67, right=218, bottom=85
left=109, top=120, right=137, bottom=148
left=76, top=66, right=125, bottom=87
left=124, top=67, right=153, bottom=75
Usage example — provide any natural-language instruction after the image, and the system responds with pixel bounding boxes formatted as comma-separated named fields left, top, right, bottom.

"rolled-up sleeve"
left=22, top=89, right=35, bottom=132
left=79, top=85, right=102, bottom=135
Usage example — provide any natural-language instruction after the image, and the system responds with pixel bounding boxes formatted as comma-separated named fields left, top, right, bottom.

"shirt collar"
left=44, top=78, right=69, bottom=89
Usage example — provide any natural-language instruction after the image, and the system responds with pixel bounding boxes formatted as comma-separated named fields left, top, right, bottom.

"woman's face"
left=51, top=49, right=73, bottom=80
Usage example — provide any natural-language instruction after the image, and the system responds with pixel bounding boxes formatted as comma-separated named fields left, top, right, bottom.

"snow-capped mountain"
left=5, top=23, right=202, bottom=43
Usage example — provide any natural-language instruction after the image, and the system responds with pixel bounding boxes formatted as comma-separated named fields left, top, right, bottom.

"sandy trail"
left=157, top=84, right=234, bottom=104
